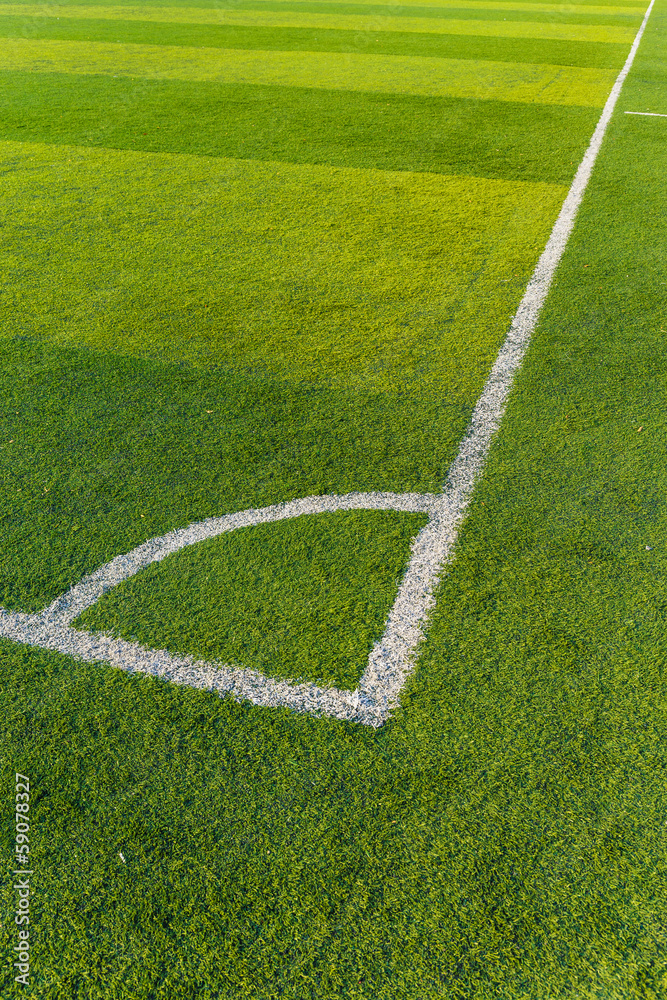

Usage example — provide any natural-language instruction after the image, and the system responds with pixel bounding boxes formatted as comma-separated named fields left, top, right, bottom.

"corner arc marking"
left=41, top=491, right=437, bottom=626
left=0, top=0, right=656, bottom=727
left=0, top=491, right=437, bottom=729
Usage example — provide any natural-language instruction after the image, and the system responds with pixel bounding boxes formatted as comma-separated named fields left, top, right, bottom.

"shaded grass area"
left=0, top=14, right=632, bottom=66
left=1, top=141, right=564, bottom=377
left=75, top=510, right=428, bottom=690
left=0, top=73, right=599, bottom=183
left=0, top=340, right=470, bottom=614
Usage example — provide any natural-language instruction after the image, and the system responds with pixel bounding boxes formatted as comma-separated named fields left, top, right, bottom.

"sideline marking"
left=625, top=110, right=667, bottom=116
left=0, top=0, right=656, bottom=727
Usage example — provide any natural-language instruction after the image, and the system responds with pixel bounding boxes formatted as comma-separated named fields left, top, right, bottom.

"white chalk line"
left=1, top=493, right=437, bottom=729
left=0, top=0, right=655, bottom=726
left=625, top=110, right=667, bottom=116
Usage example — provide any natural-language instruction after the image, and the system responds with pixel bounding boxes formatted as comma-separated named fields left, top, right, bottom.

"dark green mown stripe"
left=239, top=0, right=639, bottom=24
left=0, top=14, right=631, bottom=66
left=0, top=73, right=599, bottom=184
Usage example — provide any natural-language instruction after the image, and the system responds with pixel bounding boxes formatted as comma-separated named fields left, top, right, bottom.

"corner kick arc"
left=1, top=0, right=656, bottom=726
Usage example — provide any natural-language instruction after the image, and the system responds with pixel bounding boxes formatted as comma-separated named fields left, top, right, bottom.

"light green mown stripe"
left=223, top=0, right=644, bottom=10
left=0, top=39, right=616, bottom=105
left=253, top=0, right=644, bottom=9
left=198, top=0, right=645, bottom=10
left=0, top=5, right=637, bottom=39
left=0, top=1, right=646, bottom=19
left=121, top=12, right=637, bottom=41
left=3, top=141, right=566, bottom=392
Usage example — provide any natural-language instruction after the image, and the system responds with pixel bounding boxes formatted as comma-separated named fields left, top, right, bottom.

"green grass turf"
left=0, top=0, right=645, bottom=7
left=0, top=38, right=618, bottom=104
left=1, top=140, right=565, bottom=378
left=0, top=10, right=638, bottom=39
left=74, top=510, right=429, bottom=690
left=0, top=340, right=470, bottom=615
left=0, top=147, right=558, bottom=622
left=2, top=1, right=645, bottom=26
left=0, top=74, right=601, bottom=182
left=0, top=13, right=633, bottom=66
left=1, top=0, right=667, bottom=994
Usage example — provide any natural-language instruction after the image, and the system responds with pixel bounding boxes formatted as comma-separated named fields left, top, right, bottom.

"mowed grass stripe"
left=2, top=1, right=648, bottom=15
left=178, top=0, right=646, bottom=11
left=0, top=0, right=643, bottom=8
left=0, top=17, right=631, bottom=67
left=124, top=11, right=636, bottom=40
left=2, top=2, right=644, bottom=26
left=194, top=0, right=642, bottom=24
left=214, top=0, right=646, bottom=7
left=4, top=6, right=637, bottom=39
left=0, top=39, right=617, bottom=104
left=1, top=74, right=600, bottom=184
left=2, top=140, right=566, bottom=390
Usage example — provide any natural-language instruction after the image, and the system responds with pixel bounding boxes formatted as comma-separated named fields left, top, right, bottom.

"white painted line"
left=0, top=0, right=656, bottom=727
left=0, top=492, right=437, bottom=730
left=356, top=0, right=658, bottom=722
left=625, top=111, right=667, bottom=116
left=39, top=492, right=435, bottom=627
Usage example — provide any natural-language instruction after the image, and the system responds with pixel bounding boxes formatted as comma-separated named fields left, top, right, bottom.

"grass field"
left=1, top=0, right=666, bottom=995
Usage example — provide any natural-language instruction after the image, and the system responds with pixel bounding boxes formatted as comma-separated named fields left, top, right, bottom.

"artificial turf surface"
left=1, top=0, right=666, bottom=995
left=75, top=510, right=430, bottom=690
left=3, top=142, right=565, bottom=376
